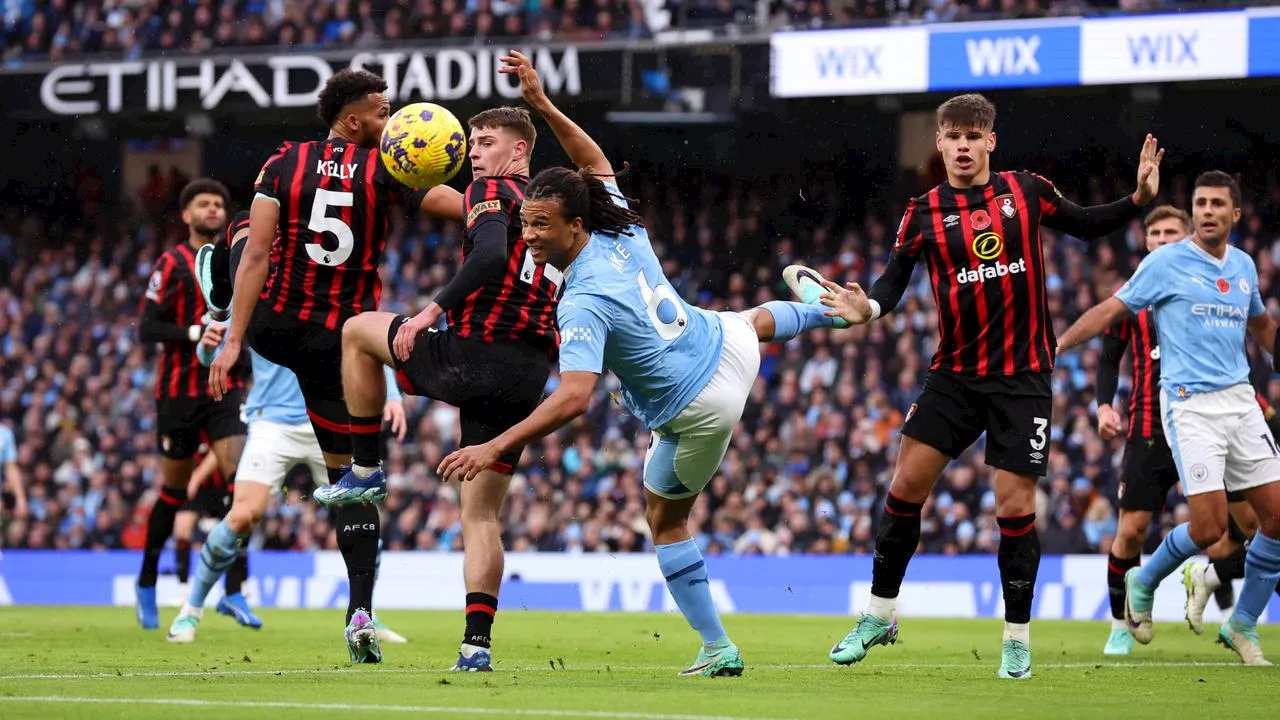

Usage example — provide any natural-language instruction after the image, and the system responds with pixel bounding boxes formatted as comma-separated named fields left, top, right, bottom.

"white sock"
left=181, top=603, right=204, bottom=618
left=1004, top=621, right=1030, bottom=645
left=352, top=464, right=379, bottom=479
left=1111, top=617, right=1127, bottom=632
left=867, top=595, right=896, bottom=621
left=1203, top=564, right=1223, bottom=592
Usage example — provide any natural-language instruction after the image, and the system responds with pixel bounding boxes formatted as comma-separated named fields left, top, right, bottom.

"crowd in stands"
left=3, top=157, right=1279, bottom=559
left=2, top=0, right=1272, bottom=63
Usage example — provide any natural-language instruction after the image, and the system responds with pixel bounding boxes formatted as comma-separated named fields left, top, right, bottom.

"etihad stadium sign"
left=32, top=46, right=583, bottom=116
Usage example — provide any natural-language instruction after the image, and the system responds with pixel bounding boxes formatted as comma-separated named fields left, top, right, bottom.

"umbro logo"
left=943, top=214, right=960, bottom=228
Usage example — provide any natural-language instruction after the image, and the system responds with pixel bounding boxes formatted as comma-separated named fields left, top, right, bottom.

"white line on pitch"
left=0, top=660, right=1248, bottom=680
left=0, top=696, right=792, bottom=720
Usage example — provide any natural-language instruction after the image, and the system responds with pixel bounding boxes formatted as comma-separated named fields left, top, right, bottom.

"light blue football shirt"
left=198, top=314, right=400, bottom=426
left=1115, top=238, right=1264, bottom=398
left=556, top=182, right=724, bottom=430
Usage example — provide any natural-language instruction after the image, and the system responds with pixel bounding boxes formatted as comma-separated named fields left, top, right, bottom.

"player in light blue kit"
left=169, top=212, right=409, bottom=663
left=1058, top=172, right=1280, bottom=666
left=436, top=52, right=845, bottom=677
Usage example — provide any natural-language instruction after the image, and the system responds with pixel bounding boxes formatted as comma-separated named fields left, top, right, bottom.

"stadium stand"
left=3, top=156, right=1278, bottom=557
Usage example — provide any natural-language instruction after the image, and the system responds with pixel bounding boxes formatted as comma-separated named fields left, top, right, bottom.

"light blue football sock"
left=657, top=538, right=727, bottom=646
left=1135, top=522, right=1199, bottom=590
left=189, top=520, right=248, bottom=608
left=1232, top=532, right=1280, bottom=629
left=761, top=300, right=834, bottom=342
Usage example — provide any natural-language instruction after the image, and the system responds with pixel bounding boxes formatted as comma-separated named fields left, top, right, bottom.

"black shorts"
left=249, top=306, right=348, bottom=453
left=180, top=479, right=233, bottom=518
left=388, top=318, right=551, bottom=473
left=1118, top=435, right=1179, bottom=513
left=903, top=370, right=1052, bottom=477
left=156, top=390, right=247, bottom=460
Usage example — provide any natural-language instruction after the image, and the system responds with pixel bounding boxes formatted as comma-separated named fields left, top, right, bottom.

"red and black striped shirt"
left=875, top=171, right=1140, bottom=377
left=253, top=139, right=426, bottom=330
left=1105, top=304, right=1162, bottom=439
left=447, top=175, right=560, bottom=355
left=140, top=243, right=246, bottom=400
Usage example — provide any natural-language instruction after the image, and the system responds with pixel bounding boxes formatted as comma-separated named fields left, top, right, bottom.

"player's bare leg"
left=451, top=470, right=512, bottom=671
left=644, top=489, right=743, bottom=677
left=136, top=456, right=196, bottom=629
left=1103, top=508, right=1150, bottom=654
left=1218, top=481, right=1280, bottom=665
left=993, top=470, right=1039, bottom=679
left=168, top=482, right=270, bottom=642
left=830, top=436, right=948, bottom=666
left=1126, top=491, right=1227, bottom=644
left=1185, top=501, right=1257, bottom=633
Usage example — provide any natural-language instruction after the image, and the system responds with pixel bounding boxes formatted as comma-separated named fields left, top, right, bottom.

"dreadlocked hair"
left=526, top=163, right=642, bottom=237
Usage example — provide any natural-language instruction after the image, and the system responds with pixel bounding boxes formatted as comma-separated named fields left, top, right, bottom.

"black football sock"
left=997, top=513, right=1041, bottom=625
left=464, top=592, right=498, bottom=649
left=349, top=414, right=383, bottom=471
left=138, top=486, right=188, bottom=588
left=1106, top=552, right=1140, bottom=621
left=175, top=538, right=192, bottom=584
left=869, top=493, right=924, bottom=600
left=336, top=504, right=380, bottom=625
left=224, top=549, right=248, bottom=596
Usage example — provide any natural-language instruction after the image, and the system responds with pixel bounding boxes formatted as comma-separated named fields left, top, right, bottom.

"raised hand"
left=1133, top=134, right=1165, bottom=206
left=498, top=50, right=549, bottom=111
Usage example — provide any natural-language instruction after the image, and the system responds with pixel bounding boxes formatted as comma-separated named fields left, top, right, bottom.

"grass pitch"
left=0, top=608, right=1275, bottom=719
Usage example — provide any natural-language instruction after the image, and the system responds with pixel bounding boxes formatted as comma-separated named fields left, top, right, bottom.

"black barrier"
left=0, top=40, right=770, bottom=121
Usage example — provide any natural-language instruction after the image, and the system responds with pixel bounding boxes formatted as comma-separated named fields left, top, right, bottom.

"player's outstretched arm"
left=211, top=195, right=275, bottom=400
left=436, top=371, right=599, bottom=482
left=1037, top=135, right=1165, bottom=240
left=420, top=185, right=464, bottom=223
left=1057, top=297, right=1131, bottom=354
left=1095, top=330, right=1128, bottom=439
left=501, top=50, right=613, bottom=177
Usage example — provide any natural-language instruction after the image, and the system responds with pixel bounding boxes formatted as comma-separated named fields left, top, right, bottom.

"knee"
left=462, top=503, right=501, bottom=528
left=226, top=504, right=261, bottom=534
left=341, top=315, right=374, bottom=352
left=1189, top=518, right=1227, bottom=548
left=1258, top=515, right=1280, bottom=540
left=645, top=502, right=687, bottom=543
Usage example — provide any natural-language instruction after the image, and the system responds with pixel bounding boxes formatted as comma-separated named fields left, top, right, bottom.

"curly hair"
left=526, top=164, right=642, bottom=237
left=317, top=69, right=388, bottom=127
left=179, top=178, right=229, bottom=209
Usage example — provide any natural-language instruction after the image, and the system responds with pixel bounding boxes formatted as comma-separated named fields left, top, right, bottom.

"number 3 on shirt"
left=637, top=270, right=688, bottom=341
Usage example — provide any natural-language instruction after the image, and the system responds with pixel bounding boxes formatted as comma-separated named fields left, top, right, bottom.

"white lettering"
left=954, top=257, right=1027, bottom=285
left=1190, top=303, right=1247, bottom=319
left=89, top=62, right=144, bottom=113
left=269, top=55, right=332, bottom=107
left=39, top=49, right=582, bottom=116
left=40, top=65, right=99, bottom=114
left=965, top=35, right=1041, bottom=77
left=315, top=160, right=358, bottom=180
left=202, top=59, right=271, bottom=109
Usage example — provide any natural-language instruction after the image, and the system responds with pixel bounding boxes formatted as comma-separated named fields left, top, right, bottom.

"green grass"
left=0, top=608, right=1275, bottom=719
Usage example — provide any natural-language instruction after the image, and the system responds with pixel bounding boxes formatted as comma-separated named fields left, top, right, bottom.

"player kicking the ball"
left=436, top=52, right=846, bottom=677
left=1058, top=171, right=1280, bottom=666
left=169, top=212, right=411, bottom=656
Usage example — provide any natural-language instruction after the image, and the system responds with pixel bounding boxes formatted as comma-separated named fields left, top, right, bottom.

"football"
left=379, top=102, right=467, bottom=188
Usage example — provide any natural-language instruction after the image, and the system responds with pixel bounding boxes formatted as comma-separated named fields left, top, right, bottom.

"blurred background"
left=3, top=0, right=1280, bottom=578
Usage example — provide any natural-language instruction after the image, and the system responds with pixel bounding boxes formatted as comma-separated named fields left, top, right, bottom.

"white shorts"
left=643, top=312, right=761, bottom=500
left=1161, top=383, right=1280, bottom=497
left=237, top=420, right=329, bottom=492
